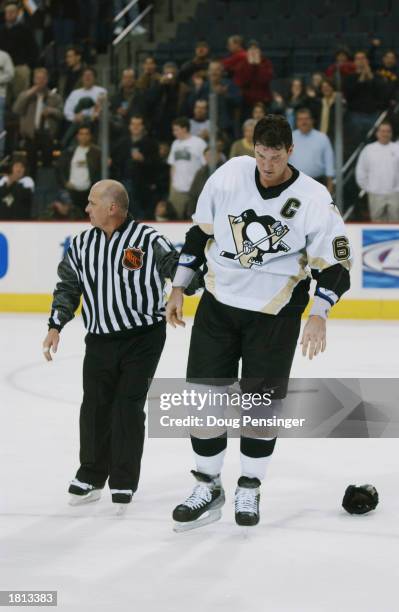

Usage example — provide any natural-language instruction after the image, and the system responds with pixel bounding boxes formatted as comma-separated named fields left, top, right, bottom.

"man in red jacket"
left=234, top=40, right=274, bottom=117
left=221, top=35, right=247, bottom=84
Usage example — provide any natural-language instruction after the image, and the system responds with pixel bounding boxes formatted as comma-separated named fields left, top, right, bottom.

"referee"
left=42, top=179, right=187, bottom=510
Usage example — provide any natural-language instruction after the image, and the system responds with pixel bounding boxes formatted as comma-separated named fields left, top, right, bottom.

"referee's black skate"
left=234, top=476, right=261, bottom=526
left=68, top=478, right=102, bottom=505
left=111, top=489, right=133, bottom=516
left=173, top=470, right=225, bottom=533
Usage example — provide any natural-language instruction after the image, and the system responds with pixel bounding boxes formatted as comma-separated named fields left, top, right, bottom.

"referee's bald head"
left=93, top=179, right=129, bottom=213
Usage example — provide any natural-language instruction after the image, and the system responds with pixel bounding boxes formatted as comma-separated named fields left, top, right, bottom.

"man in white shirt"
left=63, top=68, right=106, bottom=146
left=355, top=121, right=399, bottom=221
left=58, top=125, right=101, bottom=212
left=167, top=116, right=206, bottom=218
left=189, top=99, right=210, bottom=140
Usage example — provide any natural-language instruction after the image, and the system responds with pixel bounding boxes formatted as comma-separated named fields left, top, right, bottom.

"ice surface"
left=0, top=314, right=398, bottom=612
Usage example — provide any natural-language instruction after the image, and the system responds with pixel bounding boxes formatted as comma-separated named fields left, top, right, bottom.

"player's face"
left=254, top=144, right=292, bottom=185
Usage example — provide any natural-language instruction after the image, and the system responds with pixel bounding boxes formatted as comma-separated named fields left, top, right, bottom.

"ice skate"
left=234, top=476, right=260, bottom=527
left=111, top=489, right=133, bottom=516
left=68, top=478, right=102, bottom=506
left=173, top=470, right=225, bottom=533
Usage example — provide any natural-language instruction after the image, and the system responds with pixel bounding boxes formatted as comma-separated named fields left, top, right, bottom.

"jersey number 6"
left=333, top=236, right=350, bottom=261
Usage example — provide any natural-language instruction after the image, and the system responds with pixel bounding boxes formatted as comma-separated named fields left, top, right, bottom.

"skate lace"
left=183, top=483, right=212, bottom=510
left=235, top=488, right=257, bottom=514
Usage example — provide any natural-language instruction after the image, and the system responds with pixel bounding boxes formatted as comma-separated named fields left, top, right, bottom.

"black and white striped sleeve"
left=48, top=244, right=82, bottom=332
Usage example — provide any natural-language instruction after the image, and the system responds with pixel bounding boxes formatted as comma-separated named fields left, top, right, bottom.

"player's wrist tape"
left=309, top=295, right=332, bottom=319
left=315, top=286, right=338, bottom=305
left=172, top=266, right=195, bottom=288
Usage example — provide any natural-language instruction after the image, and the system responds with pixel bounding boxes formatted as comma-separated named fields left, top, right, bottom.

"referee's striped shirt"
left=49, top=216, right=175, bottom=334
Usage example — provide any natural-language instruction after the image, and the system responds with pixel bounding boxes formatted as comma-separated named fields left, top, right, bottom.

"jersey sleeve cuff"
left=48, top=322, right=63, bottom=332
left=172, top=266, right=196, bottom=288
left=309, top=295, right=332, bottom=319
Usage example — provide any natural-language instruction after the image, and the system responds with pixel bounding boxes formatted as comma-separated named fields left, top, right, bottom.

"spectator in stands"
left=229, top=118, right=256, bottom=158
left=13, top=67, right=63, bottom=178
left=179, top=40, right=211, bottom=83
left=167, top=116, right=206, bottom=219
left=369, top=40, right=398, bottom=80
left=309, top=71, right=324, bottom=97
left=57, top=124, right=101, bottom=213
left=0, top=157, right=34, bottom=191
left=355, top=121, right=399, bottom=221
left=49, top=0, right=79, bottom=50
left=268, top=92, right=286, bottom=116
left=147, top=62, right=189, bottom=142
left=136, top=56, right=161, bottom=91
left=63, top=67, right=107, bottom=146
left=0, top=49, right=14, bottom=158
left=39, top=189, right=85, bottom=220
left=234, top=39, right=273, bottom=117
left=318, top=79, right=339, bottom=142
left=185, top=145, right=224, bottom=219
left=110, top=68, right=144, bottom=136
left=154, top=199, right=177, bottom=222
left=344, top=50, right=389, bottom=150
left=58, top=46, right=85, bottom=99
left=369, top=40, right=398, bottom=102
left=201, top=60, right=241, bottom=140
left=221, top=35, right=247, bottom=86
left=0, top=157, right=33, bottom=219
left=0, top=0, right=38, bottom=99
left=153, top=141, right=171, bottom=202
left=285, top=78, right=319, bottom=129
left=325, top=48, right=355, bottom=84
left=189, top=99, right=210, bottom=141
left=184, top=71, right=207, bottom=116
left=289, top=108, right=335, bottom=193
left=111, top=115, right=159, bottom=219
left=251, top=101, right=266, bottom=122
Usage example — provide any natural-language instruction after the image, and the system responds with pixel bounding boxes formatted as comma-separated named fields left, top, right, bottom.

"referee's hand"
left=42, top=329, right=60, bottom=362
left=300, top=315, right=326, bottom=360
left=166, top=287, right=186, bottom=328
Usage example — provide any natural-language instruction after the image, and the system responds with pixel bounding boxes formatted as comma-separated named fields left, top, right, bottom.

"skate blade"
left=69, top=490, right=102, bottom=506
left=173, top=508, right=222, bottom=533
left=115, top=504, right=129, bottom=516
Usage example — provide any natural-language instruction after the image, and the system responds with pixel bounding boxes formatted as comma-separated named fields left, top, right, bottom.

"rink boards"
left=0, top=221, right=398, bottom=319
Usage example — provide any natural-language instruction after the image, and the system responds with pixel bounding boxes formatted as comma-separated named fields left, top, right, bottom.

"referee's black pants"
left=75, top=322, right=166, bottom=492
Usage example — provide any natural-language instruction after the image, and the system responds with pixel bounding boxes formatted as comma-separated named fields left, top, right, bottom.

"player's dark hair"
left=253, top=114, right=292, bottom=151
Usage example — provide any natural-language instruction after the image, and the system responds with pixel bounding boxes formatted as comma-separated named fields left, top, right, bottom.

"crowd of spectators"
left=1, top=1, right=399, bottom=222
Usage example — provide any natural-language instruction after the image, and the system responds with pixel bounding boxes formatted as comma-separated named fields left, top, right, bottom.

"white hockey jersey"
left=191, top=156, right=351, bottom=314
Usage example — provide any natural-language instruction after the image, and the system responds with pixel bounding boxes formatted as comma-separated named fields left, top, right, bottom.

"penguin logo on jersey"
left=122, top=247, right=144, bottom=271
left=220, top=209, right=290, bottom=267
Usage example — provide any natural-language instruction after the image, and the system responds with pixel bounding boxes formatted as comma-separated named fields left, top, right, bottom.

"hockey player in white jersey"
left=166, top=115, right=351, bottom=531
